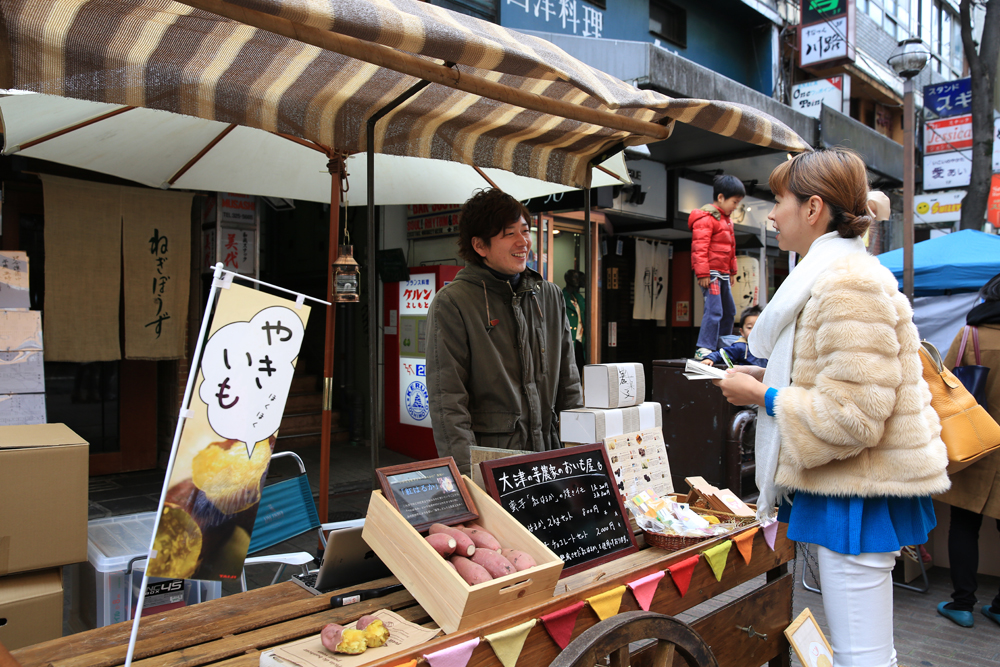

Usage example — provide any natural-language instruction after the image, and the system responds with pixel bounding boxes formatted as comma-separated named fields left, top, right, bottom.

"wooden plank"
left=675, top=573, right=793, bottom=667
left=130, top=601, right=433, bottom=667
left=360, top=526, right=793, bottom=667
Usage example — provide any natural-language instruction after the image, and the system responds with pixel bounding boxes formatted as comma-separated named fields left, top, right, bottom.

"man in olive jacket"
left=426, top=189, right=583, bottom=471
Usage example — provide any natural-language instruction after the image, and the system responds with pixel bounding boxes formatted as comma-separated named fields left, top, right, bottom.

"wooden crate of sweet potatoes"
left=362, top=476, right=562, bottom=634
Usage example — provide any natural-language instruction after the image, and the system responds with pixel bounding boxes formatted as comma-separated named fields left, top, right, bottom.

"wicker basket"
left=642, top=503, right=757, bottom=552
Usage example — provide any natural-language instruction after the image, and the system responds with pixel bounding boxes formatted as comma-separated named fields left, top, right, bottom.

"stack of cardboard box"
left=0, top=251, right=46, bottom=426
left=0, top=424, right=89, bottom=649
left=560, top=363, right=672, bottom=503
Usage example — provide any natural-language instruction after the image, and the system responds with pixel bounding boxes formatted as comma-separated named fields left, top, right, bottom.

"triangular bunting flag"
left=424, top=637, right=480, bottom=667
left=586, top=585, right=627, bottom=621
left=540, top=600, right=586, bottom=649
left=667, top=555, right=700, bottom=597
left=627, top=571, right=665, bottom=611
left=485, top=619, right=537, bottom=667
left=702, top=541, right=733, bottom=581
left=762, top=519, right=779, bottom=551
left=391, top=661, right=417, bottom=667
left=733, top=527, right=758, bottom=565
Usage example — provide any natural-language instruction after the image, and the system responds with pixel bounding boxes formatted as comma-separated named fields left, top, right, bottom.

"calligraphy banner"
left=146, top=283, right=310, bottom=581
left=41, top=175, right=122, bottom=361
left=122, top=187, right=194, bottom=359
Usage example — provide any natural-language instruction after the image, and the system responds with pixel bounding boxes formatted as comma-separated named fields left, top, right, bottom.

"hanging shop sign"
left=924, top=114, right=972, bottom=154
left=219, top=193, right=256, bottom=224
left=914, top=191, right=966, bottom=224
left=791, top=75, right=851, bottom=119
left=922, top=78, right=971, bottom=119
left=406, top=204, right=462, bottom=239
left=799, top=0, right=855, bottom=68
left=147, top=283, right=310, bottom=581
left=988, top=175, right=1000, bottom=229
left=398, top=273, right=436, bottom=428
left=219, top=227, right=256, bottom=276
left=923, top=150, right=972, bottom=191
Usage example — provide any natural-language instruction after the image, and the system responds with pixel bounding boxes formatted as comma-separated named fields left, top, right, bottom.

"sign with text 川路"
left=799, top=0, right=855, bottom=68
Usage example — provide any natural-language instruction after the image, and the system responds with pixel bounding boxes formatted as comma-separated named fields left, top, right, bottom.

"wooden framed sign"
left=784, top=608, right=832, bottom=667
left=376, top=457, right=478, bottom=533
left=479, top=443, right=638, bottom=577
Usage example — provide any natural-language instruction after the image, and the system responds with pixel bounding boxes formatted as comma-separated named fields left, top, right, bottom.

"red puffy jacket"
left=688, top=204, right=737, bottom=278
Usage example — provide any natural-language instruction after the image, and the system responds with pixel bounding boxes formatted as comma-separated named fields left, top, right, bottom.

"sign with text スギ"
left=147, top=283, right=310, bottom=581
left=914, top=190, right=966, bottom=224
left=799, top=0, right=855, bottom=68
left=924, top=150, right=972, bottom=191
left=925, top=114, right=972, bottom=154
left=791, top=76, right=850, bottom=118
left=923, top=78, right=972, bottom=119
left=480, top=444, right=638, bottom=577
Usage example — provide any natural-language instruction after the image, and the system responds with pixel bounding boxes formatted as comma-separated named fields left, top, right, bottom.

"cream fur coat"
left=773, top=253, right=950, bottom=497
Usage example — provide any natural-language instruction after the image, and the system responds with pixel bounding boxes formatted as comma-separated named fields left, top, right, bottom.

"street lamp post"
left=888, top=38, right=930, bottom=303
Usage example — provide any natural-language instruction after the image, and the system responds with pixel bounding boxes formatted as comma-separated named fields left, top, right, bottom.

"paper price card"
left=263, top=609, right=441, bottom=667
left=147, top=283, right=310, bottom=581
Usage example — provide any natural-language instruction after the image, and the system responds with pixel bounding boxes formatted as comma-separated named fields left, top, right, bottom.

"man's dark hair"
left=739, top=305, right=762, bottom=328
left=713, top=175, right=746, bottom=201
left=457, top=189, right=532, bottom=265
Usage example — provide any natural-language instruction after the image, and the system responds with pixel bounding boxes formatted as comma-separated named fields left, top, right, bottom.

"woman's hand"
left=712, top=369, right=768, bottom=406
left=728, top=364, right=766, bottom=381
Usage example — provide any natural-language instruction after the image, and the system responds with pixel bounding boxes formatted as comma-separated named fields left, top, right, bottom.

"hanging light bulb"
left=332, top=244, right=360, bottom=303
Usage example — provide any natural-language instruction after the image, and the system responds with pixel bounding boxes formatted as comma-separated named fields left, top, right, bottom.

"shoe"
left=694, top=347, right=713, bottom=361
left=937, top=601, right=974, bottom=627
left=983, top=605, right=1000, bottom=627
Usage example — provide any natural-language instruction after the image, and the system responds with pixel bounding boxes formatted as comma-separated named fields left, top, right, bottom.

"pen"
left=330, top=583, right=405, bottom=608
left=719, top=349, right=734, bottom=369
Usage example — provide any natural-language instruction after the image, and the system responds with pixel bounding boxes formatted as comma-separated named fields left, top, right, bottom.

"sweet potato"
left=425, top=533, right=457, bottom=558
left=451, top=555, right=493, bottom=585
left=500, top=548, right=537, bottom=571
left=320, top=624, right=345, bottom=652
left=429, top=523, right=475, bottom=557
left=461, top=524, right=502, bottom=552
left=471, top=548, right=516, bottom=578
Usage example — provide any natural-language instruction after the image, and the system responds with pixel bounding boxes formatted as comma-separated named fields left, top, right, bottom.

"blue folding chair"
left=240, top=451, right=321, bottom=592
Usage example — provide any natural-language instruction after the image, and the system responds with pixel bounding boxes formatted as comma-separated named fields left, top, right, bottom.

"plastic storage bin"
left=69, top=512, right=222, bottom=630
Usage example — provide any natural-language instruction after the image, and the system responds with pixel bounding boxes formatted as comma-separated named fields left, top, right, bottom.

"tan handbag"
left=918, top=340, right=1000, bottom=474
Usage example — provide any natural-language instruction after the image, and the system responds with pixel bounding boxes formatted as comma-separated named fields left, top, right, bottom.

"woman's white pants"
left=817, top=546, right=900, bottom=667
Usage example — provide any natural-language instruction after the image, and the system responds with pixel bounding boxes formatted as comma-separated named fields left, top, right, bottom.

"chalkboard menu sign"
left=480, top=444, right=638, bottom=577
left=376, top=457, right=478, bottom=533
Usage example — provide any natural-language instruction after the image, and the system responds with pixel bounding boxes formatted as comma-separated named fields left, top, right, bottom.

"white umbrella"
left=0, top=92, right=630, bottom=205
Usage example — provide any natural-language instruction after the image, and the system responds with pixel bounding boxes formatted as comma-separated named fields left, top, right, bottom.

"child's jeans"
left=696, top=277, right=736, bottom=350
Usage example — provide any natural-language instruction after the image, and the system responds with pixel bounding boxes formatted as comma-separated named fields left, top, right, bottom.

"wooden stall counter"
left=9, top=526, right=795, bottom=667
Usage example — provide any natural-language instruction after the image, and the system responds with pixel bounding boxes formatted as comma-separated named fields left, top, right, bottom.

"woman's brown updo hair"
left=768, top=147, right=874, bottom=239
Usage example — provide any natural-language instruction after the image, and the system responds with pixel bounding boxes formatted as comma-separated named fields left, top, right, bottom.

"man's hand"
left=697, top=276, right=711, bottom=289
left=712, top=369, right=768, bottom=406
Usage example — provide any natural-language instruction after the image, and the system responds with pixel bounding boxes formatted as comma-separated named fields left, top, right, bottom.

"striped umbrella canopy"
left=0, top=0, right=811, bottom=190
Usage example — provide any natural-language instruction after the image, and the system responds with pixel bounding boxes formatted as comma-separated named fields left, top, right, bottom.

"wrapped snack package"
left=627, top=489, right=735, bottom=537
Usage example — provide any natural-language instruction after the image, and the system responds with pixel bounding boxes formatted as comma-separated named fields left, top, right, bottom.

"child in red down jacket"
left=689, top=174, right=744, bottom=359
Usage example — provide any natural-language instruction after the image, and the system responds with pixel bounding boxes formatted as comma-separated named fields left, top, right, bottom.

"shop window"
left=650, top=0, right=686, bottom=48
left=431, top=0, right=495, bottom=21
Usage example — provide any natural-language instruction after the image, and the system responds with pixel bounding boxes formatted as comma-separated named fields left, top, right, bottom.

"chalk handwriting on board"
left=199, top=306, right=304, bottom=459
left=481, top=444, right=637, bottom=577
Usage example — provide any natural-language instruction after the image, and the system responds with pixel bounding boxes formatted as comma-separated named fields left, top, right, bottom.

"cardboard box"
left=0, top=568, right=63, bottom=650
left=363, top=476, right=562, bottom=634
left=583, top=363, right=645, bottom=408
left=0, top=424, right=88, bottom=576
left=560, top=402, right=662, bottom=443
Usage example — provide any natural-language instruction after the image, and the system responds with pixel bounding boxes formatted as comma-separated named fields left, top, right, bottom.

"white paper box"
left=560, top=402, right=662, bottom=443
left=583, top=363, right=645, bottom=408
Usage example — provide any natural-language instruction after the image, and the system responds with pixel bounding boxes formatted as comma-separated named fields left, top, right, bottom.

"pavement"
left=68, top=443, right=1000, bottom=666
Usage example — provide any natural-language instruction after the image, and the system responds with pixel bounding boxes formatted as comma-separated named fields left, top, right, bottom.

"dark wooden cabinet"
left=653, top=359, right=757, bottom=501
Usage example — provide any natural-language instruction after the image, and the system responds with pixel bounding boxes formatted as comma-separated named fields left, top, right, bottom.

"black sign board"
left=521, top=186, right=616, bottom=214
left=480, top=444, right=638, bottom=577
left=801, top=0, right=847, bottom=25
left=376, top=457, right=478, bottom=533
left=376, top=248, right=411, bottom=283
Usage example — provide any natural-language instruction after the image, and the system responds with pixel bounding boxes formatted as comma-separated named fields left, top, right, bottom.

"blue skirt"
left=776, top=492, right=937, bottom=555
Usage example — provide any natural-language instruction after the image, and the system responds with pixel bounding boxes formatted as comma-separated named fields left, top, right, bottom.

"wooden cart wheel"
left=550, top=610, right=718, bottom=667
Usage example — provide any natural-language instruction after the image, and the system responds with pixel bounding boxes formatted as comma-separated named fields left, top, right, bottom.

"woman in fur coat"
left=714, top=148, right=950, bottom=667
left=936, top=272, right=1000, bottom=629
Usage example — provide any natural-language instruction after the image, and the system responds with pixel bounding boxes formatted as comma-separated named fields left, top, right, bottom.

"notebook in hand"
left=683, top=358, right=728, bottom=380
left=291, top=523, right=391, bottom=595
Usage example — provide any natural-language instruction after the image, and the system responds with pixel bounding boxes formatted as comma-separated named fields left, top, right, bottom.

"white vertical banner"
left=632, top=240, right=654, bottom=320
left=651, top=242, right=670, bottom=321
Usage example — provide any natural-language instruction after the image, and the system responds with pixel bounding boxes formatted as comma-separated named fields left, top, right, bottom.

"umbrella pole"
left=321, top=155, right=346, bottom=524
